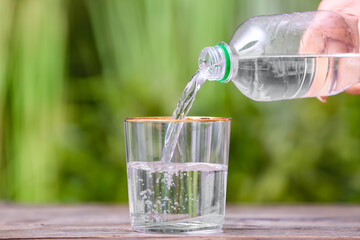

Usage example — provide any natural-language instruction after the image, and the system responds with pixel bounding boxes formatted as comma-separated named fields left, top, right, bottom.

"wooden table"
left=1, top=204, right=360, bottom=239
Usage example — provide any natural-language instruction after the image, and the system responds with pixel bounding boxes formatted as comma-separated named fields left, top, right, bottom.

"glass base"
left=132, top=222, right=222, bottom=234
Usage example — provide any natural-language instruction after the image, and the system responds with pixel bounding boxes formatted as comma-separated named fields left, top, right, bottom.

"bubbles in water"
left=127, top=162, right=227, bottom=231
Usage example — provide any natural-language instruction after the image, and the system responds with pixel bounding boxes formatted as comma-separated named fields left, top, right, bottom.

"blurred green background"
left=1, top=0, right=360, bottom=203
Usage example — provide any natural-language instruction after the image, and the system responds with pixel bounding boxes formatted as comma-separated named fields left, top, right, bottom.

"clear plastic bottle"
left=198, top=11, right=360, bottom=101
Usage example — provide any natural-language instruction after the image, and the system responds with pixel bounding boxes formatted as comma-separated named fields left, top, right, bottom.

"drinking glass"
left=124, top=117, right=231, bottom=233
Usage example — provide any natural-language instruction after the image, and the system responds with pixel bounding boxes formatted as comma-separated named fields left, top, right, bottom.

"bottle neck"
left=198, top=43, right=237, bottom=83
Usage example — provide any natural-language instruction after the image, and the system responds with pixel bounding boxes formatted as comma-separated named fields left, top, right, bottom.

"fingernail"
left=317, top=96, right=327, bottom=103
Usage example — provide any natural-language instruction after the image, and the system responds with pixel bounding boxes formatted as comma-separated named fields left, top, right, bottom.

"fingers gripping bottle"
left=198, top=11, right=360, bottom=101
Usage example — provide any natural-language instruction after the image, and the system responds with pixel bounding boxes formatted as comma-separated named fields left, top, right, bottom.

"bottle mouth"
left=198, top=43, right=231, bottom=83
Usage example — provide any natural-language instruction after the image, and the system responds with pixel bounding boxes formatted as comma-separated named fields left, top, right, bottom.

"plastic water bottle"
left=198, top=11, right=360, bottom=101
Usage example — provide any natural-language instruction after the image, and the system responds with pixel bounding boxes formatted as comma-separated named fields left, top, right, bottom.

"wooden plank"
left=0, top=204, right=360, bottom=239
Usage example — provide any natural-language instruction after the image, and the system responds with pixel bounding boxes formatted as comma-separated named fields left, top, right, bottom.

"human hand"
left=300, top=0, right=360, bottom=101
left=319, top=0, right=360, bottom=95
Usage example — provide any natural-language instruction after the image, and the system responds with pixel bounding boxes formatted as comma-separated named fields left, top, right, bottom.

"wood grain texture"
left=0, top=204, right=360, bottom=239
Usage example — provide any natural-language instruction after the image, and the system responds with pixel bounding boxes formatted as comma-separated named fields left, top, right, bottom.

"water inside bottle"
left=233, top=54, right=360, bottom=101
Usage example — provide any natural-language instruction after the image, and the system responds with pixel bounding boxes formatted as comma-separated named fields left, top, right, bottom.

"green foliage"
left=1, top=0, right=66, bottom=202
left=3, top=0, right=360, bottom=204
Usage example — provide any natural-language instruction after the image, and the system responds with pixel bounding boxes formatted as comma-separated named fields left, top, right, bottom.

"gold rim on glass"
left=124, top=117, right=231, bottom=123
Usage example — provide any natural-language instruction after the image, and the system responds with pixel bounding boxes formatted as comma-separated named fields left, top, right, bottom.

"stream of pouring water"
left=161, top=70, right=206, bottom=163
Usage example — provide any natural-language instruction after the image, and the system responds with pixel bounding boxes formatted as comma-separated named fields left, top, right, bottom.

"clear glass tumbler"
left=124, top=117, right=231, bottom=233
